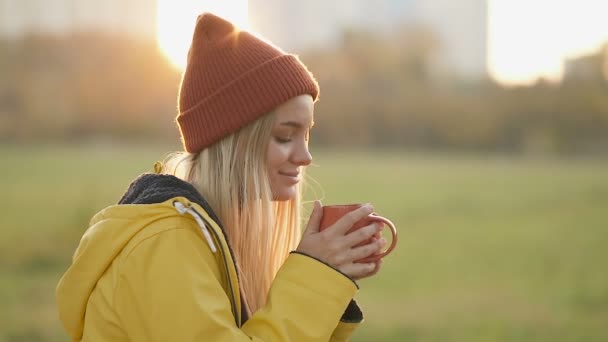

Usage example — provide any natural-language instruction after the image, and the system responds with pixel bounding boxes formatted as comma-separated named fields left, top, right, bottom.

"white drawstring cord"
left=173, top=202, right=217, bottom=253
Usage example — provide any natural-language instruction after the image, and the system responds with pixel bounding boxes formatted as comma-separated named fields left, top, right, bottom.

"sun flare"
left=489, top=0, right=608, bottom=85
left=157, top=0, right=249, bottom=70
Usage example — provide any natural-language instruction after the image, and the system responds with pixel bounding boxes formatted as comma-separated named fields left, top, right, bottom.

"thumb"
left=304, top=200, right=323, bottom=235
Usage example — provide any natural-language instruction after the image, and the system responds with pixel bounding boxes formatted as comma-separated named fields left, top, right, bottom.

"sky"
left=156, top=0, right=608, bottom=85
left=488, top=0, right=608, bottom=85
left=157, top=0, right=249, bottom=71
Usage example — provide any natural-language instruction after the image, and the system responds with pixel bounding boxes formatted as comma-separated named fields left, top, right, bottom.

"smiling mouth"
left=279, top=172, right=299, bottom=177
left=279, top=172, right=300, bottom=182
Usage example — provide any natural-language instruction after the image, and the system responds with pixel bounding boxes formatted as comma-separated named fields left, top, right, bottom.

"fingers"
left=340, top=262, right=377, bottom=280
left=299, top=202, right=389, bottom=282
left=350, top=237, right=387, bottom=261
left=331, top=204, right=374, bottom=235
left=366, top=259, right=383, bottom=278
left=346, top=259, right=384, bottom=281
left=342, top=221, right=383, bottom=248
left=303, top=200, right=323, bottom=235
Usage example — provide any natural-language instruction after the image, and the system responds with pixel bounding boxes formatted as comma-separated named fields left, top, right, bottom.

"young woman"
left=57, top=13, right=386, bottom=341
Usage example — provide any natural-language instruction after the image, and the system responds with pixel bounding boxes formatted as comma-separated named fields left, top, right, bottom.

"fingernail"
left=316, top=200, right=324, bottom=211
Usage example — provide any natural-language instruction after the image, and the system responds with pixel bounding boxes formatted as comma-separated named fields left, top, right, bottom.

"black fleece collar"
left=117, top=173, right=223, bottom=228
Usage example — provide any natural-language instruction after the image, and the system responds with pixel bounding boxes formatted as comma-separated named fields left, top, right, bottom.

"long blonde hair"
left=161, top=112, right=303, bottom=313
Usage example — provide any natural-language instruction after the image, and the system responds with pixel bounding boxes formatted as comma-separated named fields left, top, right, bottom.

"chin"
left=271, top=187, right=297, bottom=201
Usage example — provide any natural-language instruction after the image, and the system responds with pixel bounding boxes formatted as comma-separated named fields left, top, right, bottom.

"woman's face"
left=267, top=94, right=314, bottom=201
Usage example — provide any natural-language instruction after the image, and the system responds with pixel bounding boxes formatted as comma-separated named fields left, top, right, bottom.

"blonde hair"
left=161, top=112, right=303, bottom=313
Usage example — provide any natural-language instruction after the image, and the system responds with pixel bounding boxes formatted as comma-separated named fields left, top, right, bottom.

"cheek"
left=266, top=141, right=289, bottom=171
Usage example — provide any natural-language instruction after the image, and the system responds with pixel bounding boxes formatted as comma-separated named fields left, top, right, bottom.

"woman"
left=57, top=13, right=386, bottom=341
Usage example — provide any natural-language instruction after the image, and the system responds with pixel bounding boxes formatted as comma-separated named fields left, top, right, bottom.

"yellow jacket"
left=56, top=174, right=363, bottom=341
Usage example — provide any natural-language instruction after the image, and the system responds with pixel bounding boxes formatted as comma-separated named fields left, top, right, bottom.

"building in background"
left=0, top=0, right=156, bottom=40
left=0, top=0, right=487, bottom=77
left=563, top=44, right=608, bottom=84
left=249, top=0, right=488, bottom=79
left=409, top=0, right=487, bottom=78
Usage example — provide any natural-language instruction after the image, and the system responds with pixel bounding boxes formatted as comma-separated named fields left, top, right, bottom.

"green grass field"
left=1, top=144, right=607, bottom=341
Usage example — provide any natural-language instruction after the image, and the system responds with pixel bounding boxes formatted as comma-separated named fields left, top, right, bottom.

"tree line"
left=1, top=28, right=607, bottom=155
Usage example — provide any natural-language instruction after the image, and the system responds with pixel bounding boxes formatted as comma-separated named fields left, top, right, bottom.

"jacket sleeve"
left=330, top=300, right=364, bottom=341
left=290, top=252, right=365, bottom=341
left=114, top=226, right=360, bottom=341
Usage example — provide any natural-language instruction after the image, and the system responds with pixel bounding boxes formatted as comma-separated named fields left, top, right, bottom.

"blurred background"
left=1, top=0, right=607, bottom=341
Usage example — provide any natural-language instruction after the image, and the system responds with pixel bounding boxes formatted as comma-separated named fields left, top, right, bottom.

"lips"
left=279, top=171, right=300, bottom=183
left=279, top=171, right=299, bottom=177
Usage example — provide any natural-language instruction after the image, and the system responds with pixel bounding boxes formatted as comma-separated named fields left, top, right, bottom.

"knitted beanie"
left=177, top=13, right=320, bottom=153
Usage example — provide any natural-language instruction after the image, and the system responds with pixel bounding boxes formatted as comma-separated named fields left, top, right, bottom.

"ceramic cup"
left=319, top=204, right=398, bottom=262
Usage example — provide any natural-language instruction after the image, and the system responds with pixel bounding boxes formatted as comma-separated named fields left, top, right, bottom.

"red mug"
left=319, top=204, right=398, bottom=263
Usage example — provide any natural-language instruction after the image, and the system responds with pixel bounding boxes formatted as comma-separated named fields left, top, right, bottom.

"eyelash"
left=274, top=130, right=311, bottom=144
left=275, top=136, right=291, bottom=143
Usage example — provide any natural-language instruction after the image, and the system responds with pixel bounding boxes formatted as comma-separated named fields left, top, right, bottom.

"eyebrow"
left=279, top=121, right=315, bottom=128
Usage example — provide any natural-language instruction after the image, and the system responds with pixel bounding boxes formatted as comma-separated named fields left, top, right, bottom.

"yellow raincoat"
left=56, top=174, right=363, bottom=341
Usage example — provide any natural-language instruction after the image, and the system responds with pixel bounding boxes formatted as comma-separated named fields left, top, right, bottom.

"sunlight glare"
left=157, top=0, right=249, bottom=70
left=489, top=0, right=608, bottom=85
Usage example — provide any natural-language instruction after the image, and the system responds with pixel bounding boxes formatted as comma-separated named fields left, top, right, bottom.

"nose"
left=292, top=140, right=312, bottom=166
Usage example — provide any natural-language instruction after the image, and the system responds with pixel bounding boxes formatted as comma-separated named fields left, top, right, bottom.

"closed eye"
left=275, top=136, right=291, bottom=143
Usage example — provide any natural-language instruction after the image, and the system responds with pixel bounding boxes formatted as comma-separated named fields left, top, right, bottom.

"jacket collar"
left=118, top=173, right=222, bottom=227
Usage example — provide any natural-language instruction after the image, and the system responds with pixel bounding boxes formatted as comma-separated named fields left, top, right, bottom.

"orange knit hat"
left=177, top=13, right=320, bottom=153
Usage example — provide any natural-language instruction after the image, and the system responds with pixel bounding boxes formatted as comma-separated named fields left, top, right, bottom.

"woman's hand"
left=296, top=201, right=387, bottom=280
left=350, top=235, right=384, bottom=281
left=351, top=258, right=383, bottom=281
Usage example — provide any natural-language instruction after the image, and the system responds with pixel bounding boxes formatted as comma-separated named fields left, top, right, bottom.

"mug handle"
left=364, top=214, right=398, bottom=260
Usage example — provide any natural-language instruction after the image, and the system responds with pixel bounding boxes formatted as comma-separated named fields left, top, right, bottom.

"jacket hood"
left=56, top=173, right=220, bottom=340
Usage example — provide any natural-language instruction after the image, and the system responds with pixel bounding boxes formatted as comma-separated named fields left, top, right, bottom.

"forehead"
left=273, top=95, right=314, bottom=124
